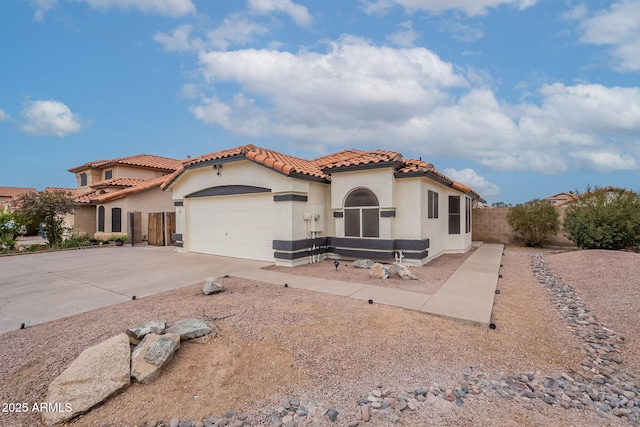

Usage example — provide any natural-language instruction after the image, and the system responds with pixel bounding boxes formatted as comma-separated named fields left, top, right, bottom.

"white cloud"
left=360, top=0, right=395, bottom=16
left=20, top=100, right=88, bottom=137
left=439, top=13, right=485, bottom=42
left=154, top=24, right=201, bottom=52
left=570, top=151, right=637, bottom=172
left=573, top=0, right=640, bottom=71
left=184, top=37, right=639, bottom=175
left=386, top=21, right=419, bottom=47
left=154, top=15, right=270, bottom=52
left=0, top=109, right=9, bottom=121
left=206, top=14, right=270, bottom=50
left=361, top=0, right=537, bottom=16
left=443, top=168, right=500, bottom=198
left=248, top=0, right=313, bottom=27
left=31, top=0, right=195, bottom=20
left=84, top=0, right=195, bottom=16
left=31, top=0, right=57, bottom=21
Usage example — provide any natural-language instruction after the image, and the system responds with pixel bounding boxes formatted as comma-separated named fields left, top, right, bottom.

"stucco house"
left=68, top=154, right=182, bottom=244
left=0, top=186, right=37, bottom=212
left=163, top=144, right=485, bottom=266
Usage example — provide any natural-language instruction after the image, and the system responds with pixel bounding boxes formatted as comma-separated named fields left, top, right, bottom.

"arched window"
left=344, top=188, right=379, bottom=238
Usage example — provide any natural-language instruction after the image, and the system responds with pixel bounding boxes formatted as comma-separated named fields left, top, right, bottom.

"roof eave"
left=322, top=160, right=403, bottom=175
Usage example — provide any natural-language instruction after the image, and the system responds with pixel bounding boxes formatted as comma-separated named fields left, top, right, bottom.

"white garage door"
left=187, top=193, right=275, bottom=261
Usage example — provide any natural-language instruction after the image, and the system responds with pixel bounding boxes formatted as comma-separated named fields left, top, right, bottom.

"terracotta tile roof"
left=83, top=175, right=170, bottom=204
left=314, top=149, right=403, bottom=170
left=73, top=190, right=101, bottom=204
left=69, top=154, right=182, bottom=173
left=1, top=187, right=38, bottom=210
left=91, top=178, right=146, bottom=189
left=164, top=144, right=484, bottom=201
left=167, top=144, right=327, bottom=187
left=0, top=186, right=37, bottom=198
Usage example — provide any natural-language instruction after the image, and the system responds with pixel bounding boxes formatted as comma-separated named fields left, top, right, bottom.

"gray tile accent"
left=273, top=194, right=308, bottom=202
left=380, top=210, right=396, bottom=217
left=174, top=200, right=184, bottom=206
left=185, top=185, right=271, bottom=198
left=333, top=211, right=344, bottom=218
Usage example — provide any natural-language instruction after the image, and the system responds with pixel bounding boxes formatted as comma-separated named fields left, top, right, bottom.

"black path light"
left=333, top=260, right=340, bottom=270
left=489, top=323, right=497, bottom=330
left=284, top=283, right=288, bottom=288
left=132, top=295, right=136, bottom=300
left=495, top=289, right=501, bottom=294
left=368, top=299, right=374, bottom=304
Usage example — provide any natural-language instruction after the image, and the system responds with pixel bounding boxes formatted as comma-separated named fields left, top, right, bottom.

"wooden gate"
left=148, top=212, right=176, bottom=246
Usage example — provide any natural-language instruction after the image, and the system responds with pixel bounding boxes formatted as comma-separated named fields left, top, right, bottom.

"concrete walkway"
left=235, top=243, right=504, bottom=327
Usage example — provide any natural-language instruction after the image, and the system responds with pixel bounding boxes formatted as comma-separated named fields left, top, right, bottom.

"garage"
left=186, top=192, right=275, bottom=261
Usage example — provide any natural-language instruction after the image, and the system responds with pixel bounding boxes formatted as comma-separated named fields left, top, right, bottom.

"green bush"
left=0, top=212, right=26, bottom=253
left=18, top=190, right=75, bottom=247
left=507, top=199, right=560, bottom=247
left=563, top=187, right=640, bottom=250
left=60, top=236, right=93, bottom=249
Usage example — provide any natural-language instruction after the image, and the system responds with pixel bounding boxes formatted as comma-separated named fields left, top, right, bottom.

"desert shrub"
left=507, top=199, right=560, bottom=247
left=563, top=187, right=640, bottom=250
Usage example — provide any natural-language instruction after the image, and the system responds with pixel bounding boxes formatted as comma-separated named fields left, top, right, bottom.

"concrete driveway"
left=0, top=245, right=270, bottom=334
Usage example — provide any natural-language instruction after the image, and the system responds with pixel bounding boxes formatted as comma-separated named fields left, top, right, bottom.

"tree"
left=507, top=198, right=560, bottom=247
left=0, top=211, right=26, bottom=253
left=18, top=190, right=76, bottom=247
left=563, top=187, right=640, bottom=250
left=491, top=201, right=513, bottom=208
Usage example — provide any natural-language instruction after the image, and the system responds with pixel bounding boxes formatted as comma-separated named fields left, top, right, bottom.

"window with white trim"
left=428, top=190, right=439, bottom=219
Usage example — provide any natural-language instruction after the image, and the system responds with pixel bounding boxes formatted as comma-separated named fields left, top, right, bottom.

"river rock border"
left=104, top=252, right=640, bottom=427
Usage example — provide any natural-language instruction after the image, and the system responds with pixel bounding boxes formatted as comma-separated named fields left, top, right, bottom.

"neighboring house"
left=68, top=154, right=182, bottom=243
left=553, top=186, right=636, bottom=207
left=0, top=186, right=37, bottom=212
left=163, top=144, right=485, bottom=267
left=544, top=192, right=575, bottom=206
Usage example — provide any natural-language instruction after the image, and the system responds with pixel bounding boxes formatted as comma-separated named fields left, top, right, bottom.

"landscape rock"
left=203, top=277, right=224, bottom=295
left=42, top=333, right=131, bottom=426
left=166, top=318, right=212, bottom=341
left=131, top=333, right=181, bottom=384
left=353, top=259, right=375, bottom=269
left=369, top=263, right=391, bottom=279
left=126, top=320, right=166, bottom=342
left=393, top=262, right=417, bottom=280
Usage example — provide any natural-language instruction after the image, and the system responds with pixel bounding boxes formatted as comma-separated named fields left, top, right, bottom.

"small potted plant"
left=111, top=235, right=130, bottom=246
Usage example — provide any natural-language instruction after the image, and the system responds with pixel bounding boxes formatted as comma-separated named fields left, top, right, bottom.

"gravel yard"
left=0, top=247, right=637, bottom=427
left=265, top=251, right=473, bottom=295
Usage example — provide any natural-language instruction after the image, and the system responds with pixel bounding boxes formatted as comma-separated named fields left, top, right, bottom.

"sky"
left=0, top=0, right=639, bottom=204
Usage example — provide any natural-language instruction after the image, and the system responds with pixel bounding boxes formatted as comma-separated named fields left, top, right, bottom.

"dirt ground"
left=0, top=246, right=636, bottom=427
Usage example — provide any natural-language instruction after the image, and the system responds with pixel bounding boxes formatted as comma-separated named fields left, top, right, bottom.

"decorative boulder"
left=166, top=318, right=212, bottom=341
left=353, top=259, right=375, bottom=269
left=131, top=333, right=181, bottom=384
left=203, top=277, right=224, bottom=295
left=393, top=262, right=417, bottom=280
left=126, top=320, right=166, bottom=344
left=42, top=334, right=131, bottom=426
left=370, top=263, right=391, bottom=279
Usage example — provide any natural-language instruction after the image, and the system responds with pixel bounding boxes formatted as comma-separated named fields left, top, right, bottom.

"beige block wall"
left=472, top=207, right=575, bottom=247
left=72, top=205, right=96, bottom=236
